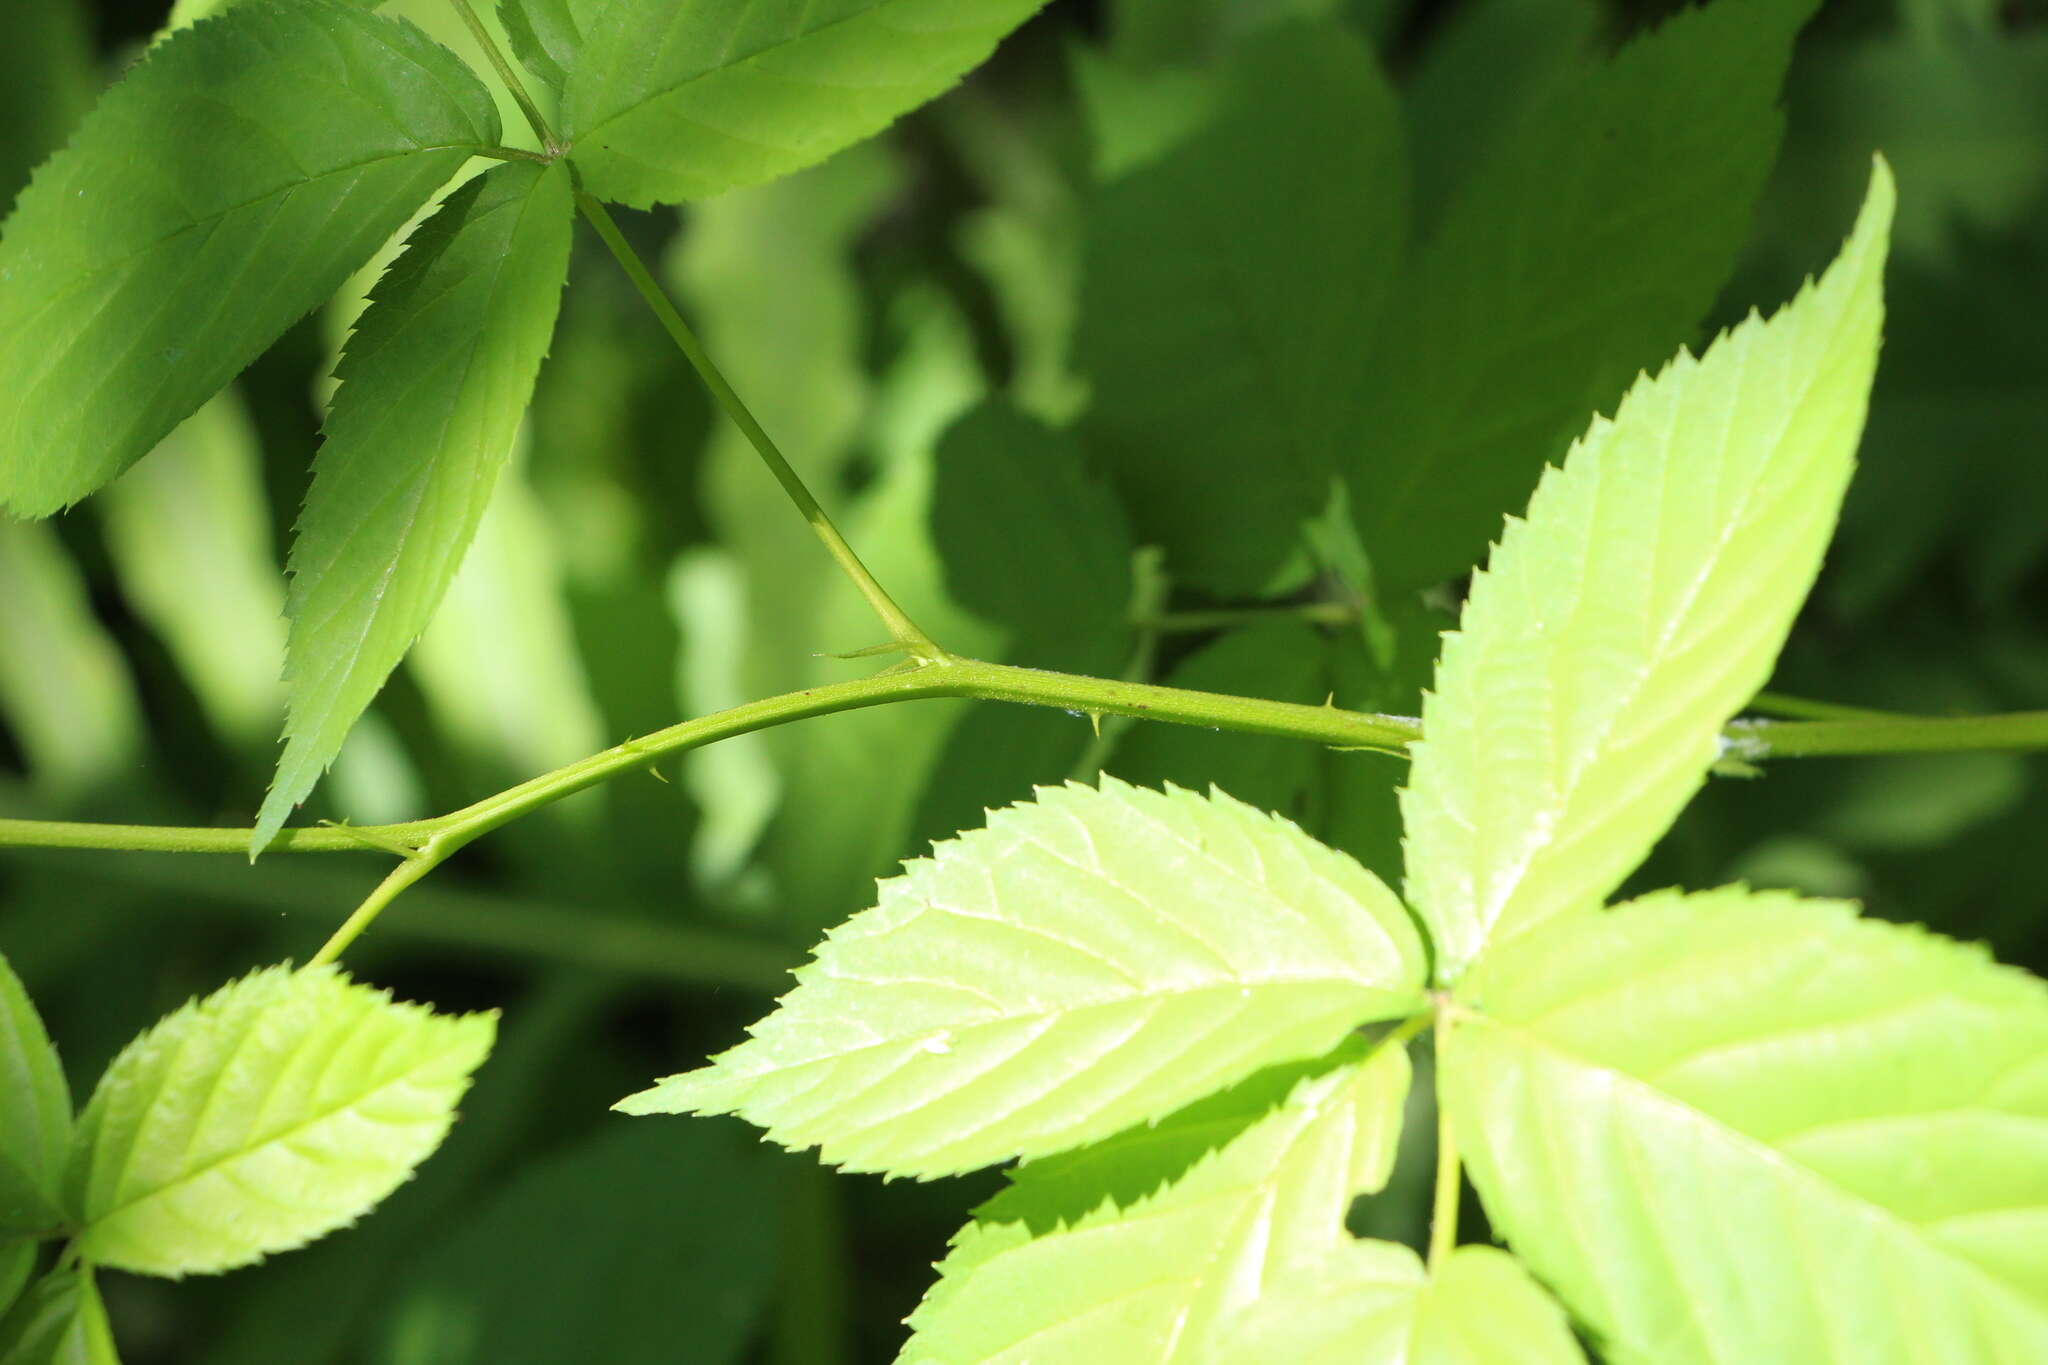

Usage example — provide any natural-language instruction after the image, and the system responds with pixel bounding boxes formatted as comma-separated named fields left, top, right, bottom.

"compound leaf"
left=1078, top=20, right=1404, bottom=594
left=0, top=0, right=501, bottom=515
left=903, top=1041, right=1410, bottom=1363
left=1201, top=1243, right=1586, bottom=1365
left=257, top=159, right=573, bottom=850
left=1442, top=887, right=2048, bottom=1363
left=1348, top=0, right=1816, bottom=590
left=619, top=778, right=1425, bottom=1178
left=1401, top=162, right=1892, bottom=980
left=0, top=955, right=67, bottom=1235
left=0, top=1268, right=117, bottom=1365
left=562, top=0, right=1048, bottom=208
left=68, top=965, right=495, bottom=1278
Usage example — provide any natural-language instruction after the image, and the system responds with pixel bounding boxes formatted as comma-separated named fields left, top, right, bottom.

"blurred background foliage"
left=1, top=0, right=2044, bottom=1359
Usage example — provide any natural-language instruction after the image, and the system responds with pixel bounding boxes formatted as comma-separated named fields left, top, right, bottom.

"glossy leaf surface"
left=0, top=0, right=500, bottom=514
left=564, top=0, right=1047, bottom=208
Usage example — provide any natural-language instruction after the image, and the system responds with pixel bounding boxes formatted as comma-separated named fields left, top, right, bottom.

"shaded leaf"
left=0, top=1269, right=116, bottom=1365
left=0, top=0, right=501, bottom=514
left=0, top=1241, right=30, bottom=1321
left=903, top=1040, right=1410, bottom=1362
left=0, top=955, right=67, bottom=1235
left=1443, top=887, right=2048, bottom=1362
left=0, top=522, right=145, bottom=799
left=258, top=160, right=573, bottom=849
left=1347, top=0, right=1817, bottom=590
left=99, top=390, right=286, bottom=746
left=1078, top=21, right=1403, bottom=593
left=1401, top=163, right=1892, bottom=980
left=371, top=1122, right=777, bottom=1365
left=620, top=779, right=1424, bottom=1178
left=69, top=965, right=495, bottom=1277
left=563, top=0, right=1048, bottom=208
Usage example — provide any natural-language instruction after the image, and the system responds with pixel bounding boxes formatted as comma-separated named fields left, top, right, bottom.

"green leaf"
left=562, top=0, right=1048, bottom=208
left=68, top=965, right=496, bottom=1278
left=0, top=521, right=144, bottom=799
left=0, top=0, right=91, bottom=211
left=0, top=1269, right=117, bottom=1365
left=1346, top=0, right=1817, bottom=591
left=1442, top=887, right=2048, bottom=1363
left=0, top=955, right=67, bottom=1235
left=0, top=1241, right=31, bottom=1321
left=1078, top=20, right=1404, bottom=594
left=1401, top=162, right=1893, bottom=980
left=1201, top=1243, right=1587, bottom=1365
left=257, top=160, right=573, bottom=850
left=371, top=1122, right=778, bottom=1365
left=498, top=0, right=582, bottom=93
left=99, top=390, right=287, bottom=747
left=618, top=778, right=1425, bottom=1178
left=0, top=0, right=501, bottom=516
left=903, top=1040, right=1410, bottom=1362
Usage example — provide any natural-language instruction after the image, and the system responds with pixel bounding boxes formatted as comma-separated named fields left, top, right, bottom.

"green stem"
left=0, top=818, right=434, bottom=856
left=446, top=0, right=559, bottom=154
left=1427, top=1009, right=1461, bottom=1274
left=1727, top=709, right=2048, bottom=760
left=574, top=192, right=945, bottom=662
left=475, top=144, right=554, bottom=166
left=10, top=673, right=2048, bottom=865
left=308, top=853, right=439, bottom=966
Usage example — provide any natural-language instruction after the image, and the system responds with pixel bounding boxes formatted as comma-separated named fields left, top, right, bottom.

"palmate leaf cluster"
left=1, top=0, right=2046, bottom=1361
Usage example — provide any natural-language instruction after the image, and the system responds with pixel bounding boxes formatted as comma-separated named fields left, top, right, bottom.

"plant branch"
left=446, top=0, right=559, bottom=154
left=573, top=192, right=945, bottom=662
left=10, top=674, right=2048, bottom=866
left=1726, top=709, right=2048, bottom=760
left=1427, top=1009, right=1461, bottom=1273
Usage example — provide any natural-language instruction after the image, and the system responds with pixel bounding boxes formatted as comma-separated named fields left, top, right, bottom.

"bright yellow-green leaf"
left=1402, top=162, right=1894, bottom=981
left=68, top=966, right=495, bottom=1278
left=1443, top=887, right=2048, bottom=1363
left=619, top=779, right=1425, bottom=1178
left=1201, top=1243, right=1586, bottom=1365
left=904, top=1043, right=1410, bottom=1363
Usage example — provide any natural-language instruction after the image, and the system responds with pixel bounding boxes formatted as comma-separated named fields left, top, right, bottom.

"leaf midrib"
left=1465, top=1011, right=2048, bottom=1326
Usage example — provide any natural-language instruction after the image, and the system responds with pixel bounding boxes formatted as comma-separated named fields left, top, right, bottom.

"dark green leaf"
left=0, top=0, right=501, bottom=515
left=0, top=1268, right=117, bottom=1365
left=1079, top=20, right=1403, bottom=594
left=0, top=0, right=91, bottom=211
left=257, top=160, right=574, bottom=849
left=371, top=1122, right=778, bottom=1365
left=1346, top=0, right=1816, bottom=590
left=0, top=1242, right=31, bottom=1322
